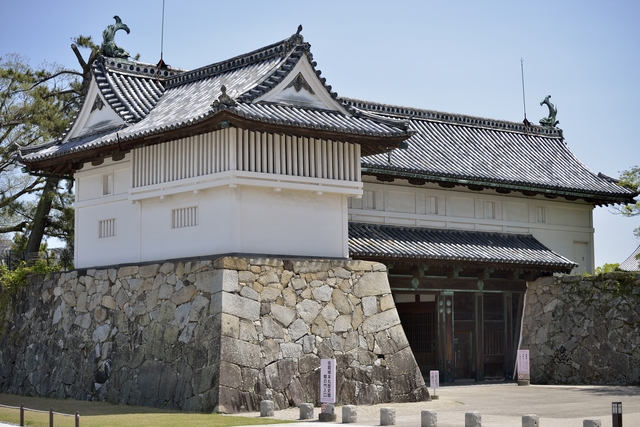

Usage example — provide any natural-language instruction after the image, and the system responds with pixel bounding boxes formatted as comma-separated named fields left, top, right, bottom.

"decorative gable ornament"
left=285, top=73, right=315, bottom=95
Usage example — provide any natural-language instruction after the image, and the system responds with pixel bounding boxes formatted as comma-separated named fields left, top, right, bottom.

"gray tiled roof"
left=619, top=245, right=640, bottom=272
left=93, top=57, right=178, bottom=123
left=343, top=98, right=636, bottom=202
left=349, top=222, right=577, bottom=271
left=20, top=30, right=408, bottom=166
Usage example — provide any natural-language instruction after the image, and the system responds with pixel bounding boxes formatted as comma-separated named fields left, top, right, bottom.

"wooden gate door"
left=397, top=301, right=437, bottom=374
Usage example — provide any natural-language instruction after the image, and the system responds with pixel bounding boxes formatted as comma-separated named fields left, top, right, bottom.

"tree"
left=0, top=36, right=99, bottom=258
left=613, top=165, right=640, bottom=238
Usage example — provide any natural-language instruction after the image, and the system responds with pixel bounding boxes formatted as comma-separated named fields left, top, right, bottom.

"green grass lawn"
left=0, top=393, right=294, bottom=427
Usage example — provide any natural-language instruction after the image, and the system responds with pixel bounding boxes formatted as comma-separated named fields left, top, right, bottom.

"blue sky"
left=1, top=0, right=638, bottom=265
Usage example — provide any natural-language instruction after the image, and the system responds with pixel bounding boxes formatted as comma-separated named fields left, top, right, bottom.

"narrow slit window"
left=103, top=173, right=113, bottom=195
left=363, top=190, right=375, bottom=209
left=99, top=219, right=116, bottom=238
left=172, top=206, right=198, bottom=229
left=427, top=196, right=438, bottom=214
left=484, top=201, right=495, bottom=219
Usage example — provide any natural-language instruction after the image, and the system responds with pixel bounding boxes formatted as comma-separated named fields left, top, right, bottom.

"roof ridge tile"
left=341, top=97, right=561, bottom=137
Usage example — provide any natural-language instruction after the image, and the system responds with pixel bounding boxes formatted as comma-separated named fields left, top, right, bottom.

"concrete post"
left=380, top=407, right=396, bottom=426
left=465, top=411, right=481, bottom=427
left=522, top=414, right=539, bottom=426
left=299, top=403, right=313, bottom=420
left=421, top=409, right=437, bottom=427
left=260, top=400, right=274, bottom=417
left=342, top=405, right=357, bottom=423
left=584, top=420, right=601, bottom=427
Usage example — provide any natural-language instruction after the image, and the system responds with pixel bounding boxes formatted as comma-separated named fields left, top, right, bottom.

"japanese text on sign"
left=517, top=350, right=530, bottom=375
left=320, top=358, right=336, bottom=404
left=429, top=370, right=440, bottom=389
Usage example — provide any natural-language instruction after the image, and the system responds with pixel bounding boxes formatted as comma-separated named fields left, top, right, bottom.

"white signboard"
left=320, top=359, right=336, bottom=403
left=429, top=370, right=440, bottom=390
left=517, top=350, right=530, bottom=375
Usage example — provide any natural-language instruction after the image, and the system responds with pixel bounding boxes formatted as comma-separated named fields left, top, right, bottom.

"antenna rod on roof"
left=521, top=58, right=528, bottom=122
left=160, top=0, right=166, bottom=61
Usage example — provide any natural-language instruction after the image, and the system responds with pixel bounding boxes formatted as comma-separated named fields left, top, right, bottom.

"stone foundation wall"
left=0, top=257, right=428, bottom=413
left=521, top=272, right=640, bottom=385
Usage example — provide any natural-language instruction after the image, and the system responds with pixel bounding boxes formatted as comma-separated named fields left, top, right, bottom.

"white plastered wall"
left=74, top=144, right=352, bottom=268
left=350, top=177, right=596, bottom=273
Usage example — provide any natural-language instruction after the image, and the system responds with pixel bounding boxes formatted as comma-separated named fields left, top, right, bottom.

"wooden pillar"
left=504, top=292, right=514, bottom=379
left=438, top=292, right=454, bottom=382
left=475, top=291, right=484, bottom=381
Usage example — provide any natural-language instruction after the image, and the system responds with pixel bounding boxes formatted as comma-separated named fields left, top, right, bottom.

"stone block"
left=289, top=318, right=308, bottom=341
left=240, top=285, right=259, bottom=301
left=297, top=299, right=321, bottom=323
left=171, top=285, right=197, bottom=305
left=262, top=316, right=284, bottom=338
left=94, top=306, right=108, bottom=324
left=221, top=313, right=240, bottom=338
left=219, top=361, right=242, bottom=389
left=380, top=293, right=395, bottom=312
left=332, top=289, right=351, bottom=314
left=342, top=405, right=357, bottom=423
left=220, top=336, right=261, bottom=369
left=271, top=304, right=296, bottom=327
left=214, top=257, right=248, bottom=271
left=466, top=411, right=481, bottom=427
left=340, top=259, right=374, bottom=271
left=312, top=285, right=333, bottom=302
left=213, top=292, right=260, bottom=321
left=293, top=260, right=330, bottom=273
left=362, top=296, right=378, bottom=316
left=281, top=342, right=303, bottom=359
left=354, top=272, right=389, bottom=297
left=300, top=403, right=314, bottom=420
left=321, top=304, right=340, bottom=323
left=380, top=407, right=396, bottom=426
left=260, top=400, right=274, bottom=417
left=117, top=266, right=138, bottom=278
left=522, top=414, right=539, bottom=427
left=197, top=269, right=239, bottom=294
left=139, top=264, right=160, bottom=278
left=583, top=419, right=601, bottom=427
left=334, top=314, right=351, bottom=332
left=421, top=410, right=437, bottom=427
left=362, top=308, right=401, bottom=334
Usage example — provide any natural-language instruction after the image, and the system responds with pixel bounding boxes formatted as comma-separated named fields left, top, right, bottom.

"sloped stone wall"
left=521, top=272, right=640, bottom=385
left=0, top=257, right=428, bottom=413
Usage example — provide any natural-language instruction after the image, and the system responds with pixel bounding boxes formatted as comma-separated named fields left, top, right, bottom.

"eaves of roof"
left=19, top=102, right=410, bottom=176
left=348, top=222, right=577, bottom=273
left=344, top=98, right=636, bottom=205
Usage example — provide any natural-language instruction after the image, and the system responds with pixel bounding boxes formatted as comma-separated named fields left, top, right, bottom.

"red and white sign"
left=320, top=359, right=336, bottom=403
left=517, top=350, right=530, bottom=375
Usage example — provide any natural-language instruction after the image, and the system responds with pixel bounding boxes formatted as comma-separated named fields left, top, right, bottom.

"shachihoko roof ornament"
left=539, top=95, right=559, bottom=128
left=101, top=16, right=130, bottom=59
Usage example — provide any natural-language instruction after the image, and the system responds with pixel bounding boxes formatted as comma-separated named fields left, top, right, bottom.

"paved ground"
left=0, top=384, right=637, bottom=426
left=228, top=384, right=640, bottom=427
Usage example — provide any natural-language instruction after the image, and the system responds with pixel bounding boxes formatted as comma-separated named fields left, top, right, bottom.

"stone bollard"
left=522, top=414, right=539, bottom=427
left=342, top=405, right=357, bottom=423
left=421, top=409, right=437, bottom=427
left=260, top=400, right=274, bottom=417
left=465, top=411, right=482, bottom=427
left=583, top=420, right=601, bottom=427
left=299, top=403, right=314, bottom=420
left=380, top=407, right=396, bottom=426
